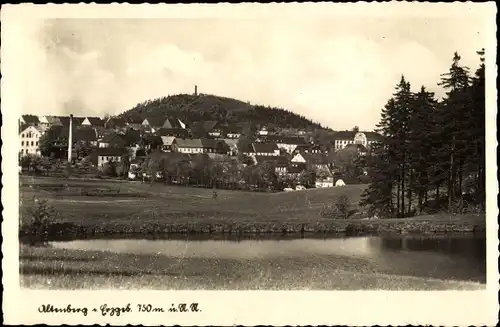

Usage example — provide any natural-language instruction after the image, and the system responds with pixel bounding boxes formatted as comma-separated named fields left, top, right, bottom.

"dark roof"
left=143, top=116, right=165, bottom=128
left=123, top=129, right=142, bottom=145
left=157, top=128, right=189, bottom=137
left=265, top=135, right=307, bottom=145
left=95, top=127, right=116, bottom=138
left=333, top=130, right=383, bottom=141
left=333, top=131, right=356, bottom=140
left=74, top=127, right=97, bottom=142
left=202, top=121, right=220, bottom=132
left=105, top=117, right=127, bottom=128
left=21, top=115, right=40, bottom=124
left=288, top=165, right=306, bottom=174
left=176, top=138, right=204, bottom=148
left=254, top=155, right=290, bottom=167
left=224, top=124, right=242, bottom=133
left=364, top=131, right=383, bottom=141
left=299, top=153, right=331, bottom=165
left=162, top=118, right=183, bottom=129
left=95, top=147, right=126, bottom=157
left=101, top=132, right=127, bottom=144
left=125, top=116, right=144, bottom=124
left=252, top=143, right=278, bottom=153
left=201, top=138, right=219, bottom=148
left=85, top=117, right=105, bottom=126
left=57, top=116, right=85, bottom=127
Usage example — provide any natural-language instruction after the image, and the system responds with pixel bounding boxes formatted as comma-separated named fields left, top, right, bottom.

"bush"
left=320, top=194, right=354, bottom=219
left=22, top=199, right=57, bottom=246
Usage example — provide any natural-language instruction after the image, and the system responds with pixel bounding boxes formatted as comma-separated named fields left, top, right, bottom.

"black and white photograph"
left=2, top=3, right=498, bottom=326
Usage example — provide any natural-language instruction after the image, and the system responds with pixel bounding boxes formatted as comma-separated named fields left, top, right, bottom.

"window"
left=36, top=141, right=38, bottom=146
left=21, top=134, right=24, bottom=138
left=21, top=141, right=24, bottom=146
left=31, top=141, right=34, bottom=146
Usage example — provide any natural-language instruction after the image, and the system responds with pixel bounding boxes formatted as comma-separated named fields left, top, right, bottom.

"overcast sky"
left=10, top=7, right=491, bottom=130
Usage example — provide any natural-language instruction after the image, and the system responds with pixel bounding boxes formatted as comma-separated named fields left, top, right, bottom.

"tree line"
left=120, top=93, right=324, bottom=130
left=361, top=50, right=486, bottom=217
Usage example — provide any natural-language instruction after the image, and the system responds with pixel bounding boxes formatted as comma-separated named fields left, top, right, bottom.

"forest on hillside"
left=119, top=93, right=325, bottom=130
left=360, top=50, right=486, bottom=218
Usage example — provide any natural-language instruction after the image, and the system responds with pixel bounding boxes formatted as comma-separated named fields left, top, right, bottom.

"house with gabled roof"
left=294, top=143, right=325, bottom=155
left=221, top=138, right=238, bottom=156
left=19, top=115, right=40, bottom=126
left=39, top=115, right=63, bottom=128
left=99, top=132, right=127, bottom=148
left=265, top=135, right=307, bottom=153
left=254, top=155, right=290, bottom=175
left=162, top=117, right=185, bottom=129
left=291, top=152, right=333, bottom=171
left=93, top=147, right=127, bottom=167
left=19, top=125, right=45, bottom=156
left=202, top=120, right=224, bottom=137
left=176, top=138, right=205, bottom=154
left=224, top=124, right=242, bottom=139
left=104, top=117, right=127, bottom=130
left=161, top=136, right=177, bottom=152
left=124, top=116, right=144, bottom=130
left=81, top=116, right=105, bottom=127
left=74, top=127, right=98, bottom=147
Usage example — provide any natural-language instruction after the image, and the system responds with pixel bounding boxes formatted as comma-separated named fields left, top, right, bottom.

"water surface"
left=51, top=235, right=486, bottom=284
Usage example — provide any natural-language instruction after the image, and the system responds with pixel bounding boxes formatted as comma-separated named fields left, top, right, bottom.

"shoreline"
left=20, top=215, right=486, bottom=241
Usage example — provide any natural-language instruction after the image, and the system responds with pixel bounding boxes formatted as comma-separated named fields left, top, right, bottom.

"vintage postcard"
left=1, top=2, right=498, bottom=326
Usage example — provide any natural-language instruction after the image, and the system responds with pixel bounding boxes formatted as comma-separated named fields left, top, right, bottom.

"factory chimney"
left=194, top=85, right=198, bottom=96
left=68, top=114, right=73, bottom=163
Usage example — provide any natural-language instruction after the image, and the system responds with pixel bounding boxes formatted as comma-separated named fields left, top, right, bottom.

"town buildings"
left=18, top=113, right=381, bottom=188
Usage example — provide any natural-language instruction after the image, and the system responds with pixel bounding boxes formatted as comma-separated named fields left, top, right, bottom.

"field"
left=19, top=176, right=486, bottom=236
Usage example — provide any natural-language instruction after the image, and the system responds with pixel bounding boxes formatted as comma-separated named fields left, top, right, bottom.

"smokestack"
left=194, top=85, right=198, bottom=96
left=68, top=114, right=73, bottom=163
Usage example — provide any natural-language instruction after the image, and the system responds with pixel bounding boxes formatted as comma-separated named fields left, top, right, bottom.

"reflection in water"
left=52, top=237, right=379, bottom=259
left=51, top=236, right=486, bottom=283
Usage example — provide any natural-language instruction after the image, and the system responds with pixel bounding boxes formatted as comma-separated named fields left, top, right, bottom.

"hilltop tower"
left=194, top=85, right=198, bottom=96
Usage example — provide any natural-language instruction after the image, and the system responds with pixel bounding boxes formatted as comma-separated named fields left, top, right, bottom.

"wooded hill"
left=118, top=93, right=325, bottom=131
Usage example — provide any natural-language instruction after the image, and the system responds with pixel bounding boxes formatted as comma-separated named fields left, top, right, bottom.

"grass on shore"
left=19, top=245, right=484, bottom=291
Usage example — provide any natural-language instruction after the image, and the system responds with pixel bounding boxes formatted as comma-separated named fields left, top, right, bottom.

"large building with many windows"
left=333, top=131, right=383, bottom=151
left=19, top=125, right=44, bottom=156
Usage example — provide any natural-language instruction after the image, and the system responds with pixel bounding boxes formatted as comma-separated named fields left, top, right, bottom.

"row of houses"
left=19, top=114, right=382, bottom=162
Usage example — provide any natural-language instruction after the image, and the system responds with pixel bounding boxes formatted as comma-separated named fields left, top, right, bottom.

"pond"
left=50, top=235, right=486, bottom=284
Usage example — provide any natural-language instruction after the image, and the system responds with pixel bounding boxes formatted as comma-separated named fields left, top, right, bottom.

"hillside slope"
left=119, top=93, right=325, bottom=130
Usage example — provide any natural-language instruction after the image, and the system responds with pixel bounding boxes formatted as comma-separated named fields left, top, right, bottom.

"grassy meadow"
left=19, top=176, right=485, bottom=236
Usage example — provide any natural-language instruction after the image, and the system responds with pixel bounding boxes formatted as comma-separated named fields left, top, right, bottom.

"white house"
left=95, top=148, right=124, bottom=167
left=335, top=179, right=346, bottom=187
left=176, top=139, right=205, bottom=154
left=333, top=131, right=382, bottom=150
left=291, top=153, right=330, bottom=170
left=19, top=125, right=44, bottom=156
left=266, top=135, right=307, bottom=154
left=243, top=143, right=280, bottom=157
left=161, top=136, right=177, bottom=152
left=257, top=126, right=269, bottom=136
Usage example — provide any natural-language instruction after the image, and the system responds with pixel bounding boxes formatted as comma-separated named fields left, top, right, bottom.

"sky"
left=10, top=9, right=490, bottom=130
